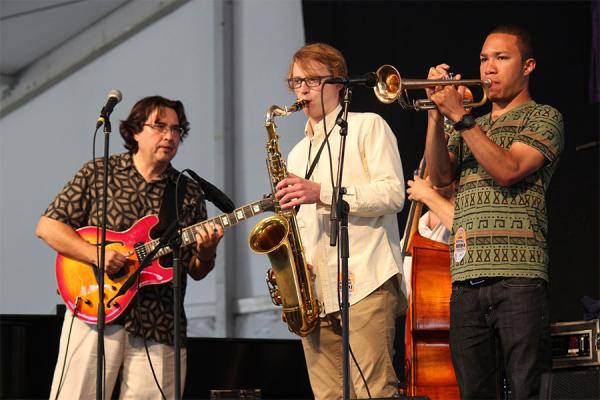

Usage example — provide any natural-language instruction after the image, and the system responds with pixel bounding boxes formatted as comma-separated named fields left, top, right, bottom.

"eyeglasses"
left=144, top=123, right=184, bottom=136
left=287, top=75, right=332, bottom=89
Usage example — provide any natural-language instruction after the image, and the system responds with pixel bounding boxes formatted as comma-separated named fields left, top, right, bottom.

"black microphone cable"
left=132, top=170, right=195, bottom=400
left=53, top=299, right=80, bottom=400
left=53, top=119, right=109, bottom=400
left=59, top=92, right=167, bottom=400
left=92, top=92, right=166, bottom=400
left=134, top=286, right=168, bottom=400
left=134, top=169, right=203, bottom=400
left=91, top=106, right=111, bottom=400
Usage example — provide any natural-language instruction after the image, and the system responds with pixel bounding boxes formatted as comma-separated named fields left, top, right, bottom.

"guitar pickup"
left=108, top=268, right=127, bottom=280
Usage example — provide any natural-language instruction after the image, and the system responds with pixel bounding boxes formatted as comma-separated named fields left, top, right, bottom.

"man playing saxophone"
left=274, top=43, right=406, bottom=399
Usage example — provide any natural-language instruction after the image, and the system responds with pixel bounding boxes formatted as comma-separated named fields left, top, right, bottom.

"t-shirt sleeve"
left=43, top=161, right=95, bottom=229
left=447, top=127, right=461, bottom=157
left=514, top=105, right=564, bottom=163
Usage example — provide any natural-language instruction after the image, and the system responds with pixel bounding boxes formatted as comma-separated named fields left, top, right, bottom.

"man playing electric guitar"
left=36, top=96, right=222, bottom=399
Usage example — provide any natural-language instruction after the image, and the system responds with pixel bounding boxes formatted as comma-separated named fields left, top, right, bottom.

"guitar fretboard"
left=134, top=198, right=273, bottom=262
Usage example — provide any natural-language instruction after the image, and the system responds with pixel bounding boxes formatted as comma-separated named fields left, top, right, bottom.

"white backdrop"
left=0, top=0, right=306, bottom=338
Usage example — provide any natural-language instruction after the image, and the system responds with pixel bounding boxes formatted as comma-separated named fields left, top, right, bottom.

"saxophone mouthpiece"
left=288, top=99, right=308, bottom=113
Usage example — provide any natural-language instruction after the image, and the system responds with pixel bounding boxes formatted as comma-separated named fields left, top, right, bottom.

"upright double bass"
left=401, top=162, right=459, bottom=400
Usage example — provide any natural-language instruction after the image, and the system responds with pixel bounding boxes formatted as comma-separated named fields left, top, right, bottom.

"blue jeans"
left=449, top=277, right=551, bottom=400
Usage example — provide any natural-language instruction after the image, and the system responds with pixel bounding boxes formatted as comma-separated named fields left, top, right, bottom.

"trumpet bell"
left=374, top=65, right=403, bottom=104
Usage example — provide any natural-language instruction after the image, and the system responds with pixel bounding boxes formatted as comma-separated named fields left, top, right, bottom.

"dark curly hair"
left=119, top=96, right=190, bottom=154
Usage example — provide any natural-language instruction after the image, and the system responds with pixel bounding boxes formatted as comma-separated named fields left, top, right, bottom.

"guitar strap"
left=297, top=108, right=343, bottom=214
left=157, top=175, right=188, bottom=234
left=153, top=174, right=188, bottom=267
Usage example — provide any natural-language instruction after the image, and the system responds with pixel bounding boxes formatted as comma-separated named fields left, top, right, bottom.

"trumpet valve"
left=463, top=87, right=474, bottom=102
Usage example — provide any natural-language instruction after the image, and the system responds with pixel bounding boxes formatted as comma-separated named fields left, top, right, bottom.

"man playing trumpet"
left=424, top=25, right=564, bottom=399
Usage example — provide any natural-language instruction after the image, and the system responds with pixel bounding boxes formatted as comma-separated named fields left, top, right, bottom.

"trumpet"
left=373, top=64, right=491, bottom=111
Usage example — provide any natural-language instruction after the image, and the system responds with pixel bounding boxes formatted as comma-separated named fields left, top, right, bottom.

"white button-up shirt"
left=287, top=105, right=405, bottom=315
left=400, top=212, right=452, bottom=300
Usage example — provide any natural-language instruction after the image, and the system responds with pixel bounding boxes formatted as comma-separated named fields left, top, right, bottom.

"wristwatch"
left=453, top=114, right=476, bottom=132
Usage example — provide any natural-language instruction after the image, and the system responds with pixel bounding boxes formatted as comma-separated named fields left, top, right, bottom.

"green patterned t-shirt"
left=447, top=101, right=564, bottom=282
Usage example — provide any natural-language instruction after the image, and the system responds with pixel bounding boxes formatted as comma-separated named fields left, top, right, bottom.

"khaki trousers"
left=49, top=312, right=186, bottom=400
left=301, top=277, right=406, bottom=399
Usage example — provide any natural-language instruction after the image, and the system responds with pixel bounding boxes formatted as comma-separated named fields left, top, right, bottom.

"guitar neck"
left=142, top=198, right=272, bottom=260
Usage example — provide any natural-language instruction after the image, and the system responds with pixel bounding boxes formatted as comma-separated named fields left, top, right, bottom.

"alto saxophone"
left=248, top=99, right=320, bottom=337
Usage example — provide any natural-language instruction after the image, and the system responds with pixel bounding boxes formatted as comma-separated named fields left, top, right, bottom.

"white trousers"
left=49, top=312, right=186, bottom=400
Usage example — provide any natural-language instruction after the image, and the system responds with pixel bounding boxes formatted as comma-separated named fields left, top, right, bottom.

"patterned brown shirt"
left=44, top=152, right=207, bottom=345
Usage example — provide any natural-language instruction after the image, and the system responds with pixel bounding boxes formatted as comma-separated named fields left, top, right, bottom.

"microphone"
left=324, top=72, right=378, bottom=88
left=96, top=89, right=123, bottom=128
left=186, top=170, right=235, bottom=213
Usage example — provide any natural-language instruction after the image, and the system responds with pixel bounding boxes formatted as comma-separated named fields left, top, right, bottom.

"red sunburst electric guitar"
left=55, top=197, right=274, bottom=324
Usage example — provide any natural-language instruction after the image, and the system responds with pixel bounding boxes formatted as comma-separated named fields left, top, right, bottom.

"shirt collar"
left=164, top=164, right=180, bottom=183
left=304, top=104, right=343, bottom=139
left=489, top=99, right=537, bottom=123
left=116, top=152, right=176, bottom=183
left=114, top=152, right=134, bottom=172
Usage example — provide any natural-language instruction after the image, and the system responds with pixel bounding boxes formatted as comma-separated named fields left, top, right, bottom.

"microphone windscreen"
left=108, top=89, right=123, bottom=102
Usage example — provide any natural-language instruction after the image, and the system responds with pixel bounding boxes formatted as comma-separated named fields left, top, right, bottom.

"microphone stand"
left=96, top=117, right=111, bottom=400
left=329, top=86, right=352, bottom=400
left=105, top=212, right=184, bottom=399
left=153, top=211, right=185, bottom=400
left=170, top=232, right=183, bottom=400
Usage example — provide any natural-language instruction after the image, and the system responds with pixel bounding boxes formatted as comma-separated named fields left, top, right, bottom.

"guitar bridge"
left=108, top=268, right=127, bottom=279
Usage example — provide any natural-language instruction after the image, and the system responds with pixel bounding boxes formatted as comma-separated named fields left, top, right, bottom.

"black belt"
left=454, top=277, right=505, bottom=287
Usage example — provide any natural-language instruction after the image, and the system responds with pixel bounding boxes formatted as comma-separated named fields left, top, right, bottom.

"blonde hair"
left=287, top=43, right=348, bottom=80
